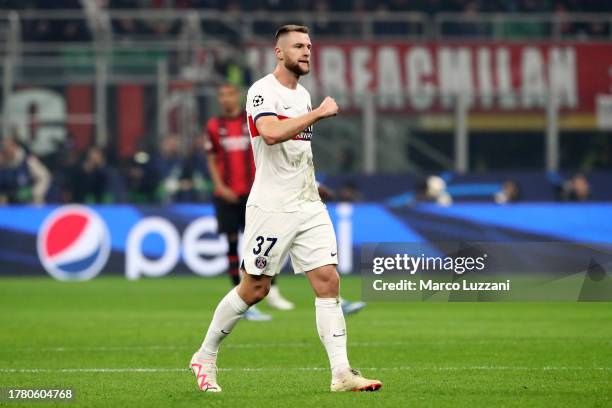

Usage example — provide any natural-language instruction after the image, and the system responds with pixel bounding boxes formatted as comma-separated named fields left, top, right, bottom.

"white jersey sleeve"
left=247, top=81, right=280, bottom=124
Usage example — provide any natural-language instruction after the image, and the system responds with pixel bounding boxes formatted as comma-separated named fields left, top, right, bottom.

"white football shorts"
left=241, top=201, right=338, bottom=276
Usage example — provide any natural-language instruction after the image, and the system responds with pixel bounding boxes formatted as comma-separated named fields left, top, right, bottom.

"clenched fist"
left=316, top=96, right=339, bottom=118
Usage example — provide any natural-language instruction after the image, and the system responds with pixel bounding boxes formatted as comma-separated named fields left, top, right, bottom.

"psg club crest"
left=255, top=256, right=267, bottom=270
left=37, top=205, right=111, bottom=281
left=253, top=95, right=264, bottom=107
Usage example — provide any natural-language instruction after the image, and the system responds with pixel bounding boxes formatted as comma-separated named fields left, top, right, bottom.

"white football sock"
left=196, top=287, right=248, bottom=361
left=315, top=297, right=351, bottom=379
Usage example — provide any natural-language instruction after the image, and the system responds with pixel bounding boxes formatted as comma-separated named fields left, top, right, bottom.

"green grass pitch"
left=1, top=276, right=611, bottom=407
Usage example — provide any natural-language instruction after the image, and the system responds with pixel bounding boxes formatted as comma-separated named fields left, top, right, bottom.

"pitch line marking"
left=10, top=340, right=537, bottom=352
left=0, top=366, right=610, bottom=374
left=7, top=342, right=412, bottom=352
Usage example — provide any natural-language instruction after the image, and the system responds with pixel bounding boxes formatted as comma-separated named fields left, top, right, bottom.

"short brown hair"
left=275, top=24, right=309, bottom=41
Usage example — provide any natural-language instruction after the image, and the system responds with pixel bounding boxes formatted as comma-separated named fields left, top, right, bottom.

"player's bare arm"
left=206, top=152, right=238, bottom=203
left=255, top=96, right=338, bottom=145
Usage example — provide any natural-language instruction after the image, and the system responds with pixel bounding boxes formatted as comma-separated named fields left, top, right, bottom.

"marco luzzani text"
left=371, top=254, right=511, bottom=292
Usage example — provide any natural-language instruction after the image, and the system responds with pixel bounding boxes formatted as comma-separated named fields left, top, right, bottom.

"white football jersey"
left=246, top=73, right=321, bottom=212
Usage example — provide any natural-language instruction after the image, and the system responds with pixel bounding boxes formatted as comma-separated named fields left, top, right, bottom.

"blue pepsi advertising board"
left=0, top=203, right=610, bottom=281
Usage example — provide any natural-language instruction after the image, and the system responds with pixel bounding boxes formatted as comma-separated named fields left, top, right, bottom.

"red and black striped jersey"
left=204, top=112, right=256, bottom=196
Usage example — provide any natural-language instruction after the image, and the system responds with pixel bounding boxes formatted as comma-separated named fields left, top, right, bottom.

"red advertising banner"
left=246, top=42, right=612, bottom=116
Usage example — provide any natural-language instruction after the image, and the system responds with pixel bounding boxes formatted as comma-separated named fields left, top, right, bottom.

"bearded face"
left=284, top=57, right=310, bottom=76
left=276, top=31, right=312, bottom=77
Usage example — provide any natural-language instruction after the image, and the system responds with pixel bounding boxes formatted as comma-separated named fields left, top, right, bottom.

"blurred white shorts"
left=241, top=201, right=338, bottom=276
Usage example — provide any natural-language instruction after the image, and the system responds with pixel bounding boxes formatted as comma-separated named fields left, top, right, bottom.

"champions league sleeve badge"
left=252, top=95, right=264, bottom=107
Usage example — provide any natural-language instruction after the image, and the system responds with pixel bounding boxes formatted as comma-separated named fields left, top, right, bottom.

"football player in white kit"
left=190, top=25, right=382, bottom=393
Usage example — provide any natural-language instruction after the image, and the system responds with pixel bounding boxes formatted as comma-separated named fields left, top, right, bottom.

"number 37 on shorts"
left=241, top=204, right=338, bottom=277
left=253, top=236, right=277, bottom=257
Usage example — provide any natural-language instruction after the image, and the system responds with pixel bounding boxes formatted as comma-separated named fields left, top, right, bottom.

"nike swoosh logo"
left=221, top=329, right=230, bottom=334
left=332, top=332, right=346, bottom=337
left=331, top=252, right=337, bottom=257
left=283, top=106, right=291, bottom=109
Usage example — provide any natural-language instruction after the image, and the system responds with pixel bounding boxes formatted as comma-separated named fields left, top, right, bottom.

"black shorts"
left=212, top=195, right=249, bottom=234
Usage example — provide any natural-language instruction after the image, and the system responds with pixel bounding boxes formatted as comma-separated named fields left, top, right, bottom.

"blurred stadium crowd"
left=0, top=133, right=211, bottom=205
left=0, top=133, right=595, bottom=205
left=0, top=1, right=609, bottom=205
left=2, top=0, right=611, bottom=41
left=4, top=0, right=612, bottom=13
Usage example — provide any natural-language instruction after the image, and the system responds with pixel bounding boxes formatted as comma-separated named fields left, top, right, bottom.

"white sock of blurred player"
left=266, top=284, right=295, bottom=310
left=315, top=297, right=350, bottom=379
left=196, top=287, right=248, bottom=361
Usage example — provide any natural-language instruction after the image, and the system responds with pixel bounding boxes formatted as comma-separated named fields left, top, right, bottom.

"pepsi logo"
left=37, top=205, right=111, bottom=281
